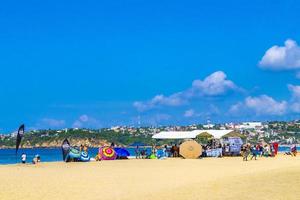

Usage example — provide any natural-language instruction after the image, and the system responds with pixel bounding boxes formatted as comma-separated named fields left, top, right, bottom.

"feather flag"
left=16, top=124, right=25, bottom=154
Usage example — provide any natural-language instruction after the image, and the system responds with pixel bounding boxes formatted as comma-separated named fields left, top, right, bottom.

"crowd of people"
left=134, top=144, right=181, bottom=159
left=19, top=141, right=298, bottom=164
left=241, top=143, right=281, bottom=161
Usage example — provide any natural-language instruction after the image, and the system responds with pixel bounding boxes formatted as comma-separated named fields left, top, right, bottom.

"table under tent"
left=152, top=130, right=242, bottom=158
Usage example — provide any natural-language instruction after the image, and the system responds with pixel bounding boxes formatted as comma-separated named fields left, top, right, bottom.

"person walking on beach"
left=21, top=153, right=26, bottom=164
left=242, top=144, right=250, bottom=161
left=250, top=145, right=258, bottom=160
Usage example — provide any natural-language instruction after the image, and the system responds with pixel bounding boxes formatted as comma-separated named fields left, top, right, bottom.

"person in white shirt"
left=21, top=153, right=26, bottom=164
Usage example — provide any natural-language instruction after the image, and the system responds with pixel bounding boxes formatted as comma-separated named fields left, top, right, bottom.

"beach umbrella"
left=179, top=140, right=202, bottom=159
left=61, top=139, right=71, bottom=161
left=114, top=148, right=130, bottom=157
left=67, top=147, right=81, bottom=160
left=99, top=147, right=117, bottom=160
left=80, top=151, right=90, bottom=162
left=16, top=124, right=25, bottom=154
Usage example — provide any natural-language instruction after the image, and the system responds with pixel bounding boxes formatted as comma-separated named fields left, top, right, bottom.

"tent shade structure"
left=16, top=124, right=25, bottom=154
left=61, top=139, right=71, bottom=161
left=99, top=147, right=117, bottom=160
left=152, top=130, right=234, bottom=140
left=221, top=137, right=243, bottom=156
left=179, top=140, right=202, bottom=159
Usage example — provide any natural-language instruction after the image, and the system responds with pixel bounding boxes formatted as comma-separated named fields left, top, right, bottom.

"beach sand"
left=1, top=155, right=300, bottom=200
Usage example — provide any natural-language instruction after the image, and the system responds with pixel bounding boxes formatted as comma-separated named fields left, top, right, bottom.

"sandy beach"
left=1, top=155, right=300, bottom=200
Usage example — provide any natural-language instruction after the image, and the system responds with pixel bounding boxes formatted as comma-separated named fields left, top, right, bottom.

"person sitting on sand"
left=32, top=156, right=38, bottom=164
left=32, top=154, right=40, bottom=164
left=83, top=145, right=88, bottom=153
left=95, top=154, right=101, bottom=161
left=80, top=144, right=84, bottom=151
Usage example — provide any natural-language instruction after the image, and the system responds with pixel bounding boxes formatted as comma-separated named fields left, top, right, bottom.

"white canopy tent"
left=152, top=130, right=234, bottom=140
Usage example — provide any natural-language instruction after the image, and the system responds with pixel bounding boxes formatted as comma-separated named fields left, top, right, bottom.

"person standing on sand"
left=259, top=145, right=263, bottom=157
left=171, top=145, right=175, bottom=157
left=21, top=153, right=26, bottom=164
left=291, top=144, right=297, bottom=156
left=173, top=144, right=179, bottom=157
left=135, top=145, right=141, bottom=159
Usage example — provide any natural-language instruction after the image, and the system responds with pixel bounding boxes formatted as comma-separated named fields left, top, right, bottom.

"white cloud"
left=72, top=114, right=102, bottom=128
left=245, top=95, right=287, bottom=115
left=192, top=71, right=238, bottom=96
left=287, top=84, right=300, bottom=113
left=184, top=109, right=195, bottom=118
left=134, top=113, right=171, bottom=126
left=259, top=39, right=300, bottom=70
left=133, top=93, right=186, bottom=112
left=288, top=84, right=300, bottom=99
left=134, top=71, right=240, bottom=112
left=230, top=95, right=287, bottom=116
left=79, top=114, right=89, bottom=122
left=290, top=103, right=300, bottom=113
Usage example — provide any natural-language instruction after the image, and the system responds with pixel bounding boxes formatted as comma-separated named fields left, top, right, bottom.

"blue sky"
left=1, top=0, right=300, bottom=132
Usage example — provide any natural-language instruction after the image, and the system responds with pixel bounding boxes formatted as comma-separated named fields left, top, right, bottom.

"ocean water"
left=0, top=146, right=299, bottom=165
left=0, top=147, right=145, bottom=165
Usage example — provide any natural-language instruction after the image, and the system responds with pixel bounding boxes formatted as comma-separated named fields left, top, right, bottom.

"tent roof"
left=152, top=130, right=234, bottom=140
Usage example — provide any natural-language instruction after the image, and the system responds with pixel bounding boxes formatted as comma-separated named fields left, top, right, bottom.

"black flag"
left=61, top=139, right=71, bottom=161
left=16, top=124, right=25, bottom=154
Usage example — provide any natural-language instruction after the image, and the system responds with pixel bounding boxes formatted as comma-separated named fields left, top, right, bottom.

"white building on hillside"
left=236, top=122, right=263, bottom=130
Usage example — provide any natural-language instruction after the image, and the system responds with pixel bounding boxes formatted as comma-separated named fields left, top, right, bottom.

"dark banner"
left=16, top=124, right=25, bottom=154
